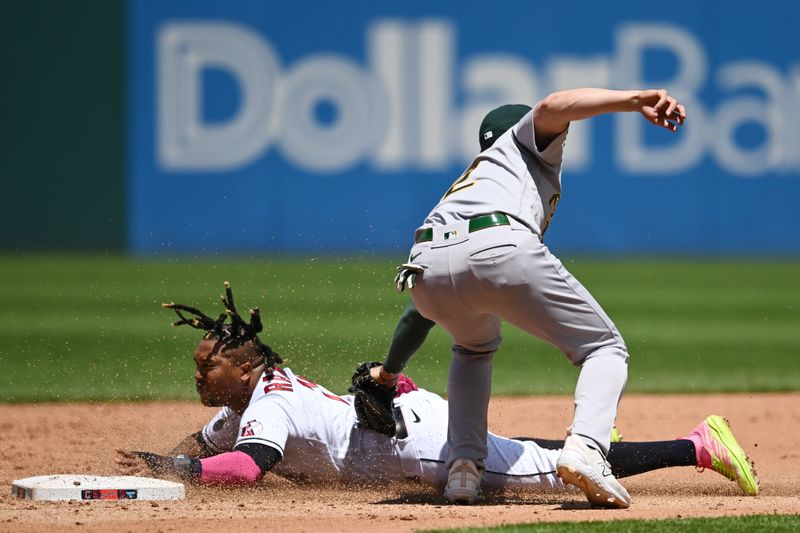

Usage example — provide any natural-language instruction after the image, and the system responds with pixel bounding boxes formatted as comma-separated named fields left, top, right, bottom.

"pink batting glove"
left=395, top=374, right=418, bottom=396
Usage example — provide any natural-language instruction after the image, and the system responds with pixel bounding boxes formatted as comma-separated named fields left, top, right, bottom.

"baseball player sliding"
left=116, top=284, right=758, bottom=501
left=367, top=88, right=688, bottom=507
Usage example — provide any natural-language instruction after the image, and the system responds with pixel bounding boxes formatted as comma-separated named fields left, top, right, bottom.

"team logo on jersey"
left=240, top=420, right=263, bottom=437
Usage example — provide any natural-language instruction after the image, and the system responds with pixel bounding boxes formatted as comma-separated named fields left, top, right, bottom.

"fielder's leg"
left=572, top=350, right=628, bottom=455
left=446, top=340, right=498, bottom=468
left=407, top=237, right=502, bottom=504
left=487, top=234, right=629, bottom=454
left=481, top=233, right=630, bottom=507
left=437, top=321, right=501, bottom=504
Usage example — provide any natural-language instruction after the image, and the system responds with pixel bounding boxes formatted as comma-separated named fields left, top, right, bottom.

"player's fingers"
left=115, top=448, right=136, bottom=460
left=115, top=452, right=147, bottom=469
left=369, top=365, right=383, bottom=381
left=664, top=97, right=678, bottom=118
left=641, top=105, right=658, bottom=121
left=641, top=107, right=680, bottom=131
left=118, top=459, right=148, bottom=475
left=115, top=457, right=137, bottom=468
left=649, top=115, right=676, bottom=132
left=652, top=89, right=669, bottom=114
left=120, top=466, right=146, bottom=476
left=669, top=101, right=686, bottom=127
left=116, top=459, right=136, bottom=471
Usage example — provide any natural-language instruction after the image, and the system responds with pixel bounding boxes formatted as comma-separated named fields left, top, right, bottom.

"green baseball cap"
left=478, top=104, right=532, bottom=151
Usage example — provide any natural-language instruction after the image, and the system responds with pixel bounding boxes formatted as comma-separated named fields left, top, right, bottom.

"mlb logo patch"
left=444, top=229, right=459, bottom=240
left=483, top=131, right=493, bottom=140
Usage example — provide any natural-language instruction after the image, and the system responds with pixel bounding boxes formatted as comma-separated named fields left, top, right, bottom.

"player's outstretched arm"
left=169, top=431, right=216, bottom=458
left=114, top=431, right=214, bottom=477
left=533, top=88, right=686, bottom=150
left=115, top=443, right=281, bottom=485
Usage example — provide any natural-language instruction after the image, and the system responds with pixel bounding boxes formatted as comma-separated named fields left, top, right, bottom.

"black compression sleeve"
left=384, top=300, right=436, bottom=374
left=513, top=438, right=697, bottom=478
left=605, top=440, right=696, bottom=478
left=233, top=443, right=282, bottom=475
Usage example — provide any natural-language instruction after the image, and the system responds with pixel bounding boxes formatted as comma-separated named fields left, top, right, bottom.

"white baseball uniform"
left=200, top=366, right=564, bottom=491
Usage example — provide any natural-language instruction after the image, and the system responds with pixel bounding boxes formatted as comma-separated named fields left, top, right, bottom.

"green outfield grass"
left=432, top=514, right=800, bottom=532
left=0, top=254, right=797, bottom=401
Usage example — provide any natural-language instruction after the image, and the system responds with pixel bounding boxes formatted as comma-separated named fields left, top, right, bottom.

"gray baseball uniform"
left=406, top=108, right=629, bottom=468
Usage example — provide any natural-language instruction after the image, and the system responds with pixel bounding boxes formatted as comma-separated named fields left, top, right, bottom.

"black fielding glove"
left=348, top=362, right=397, bottom=437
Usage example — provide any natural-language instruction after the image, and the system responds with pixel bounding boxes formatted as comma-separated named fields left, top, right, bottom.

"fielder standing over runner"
left=116, top=284, right=758, bottom=499
left=368, top=88, right=687, bottom=507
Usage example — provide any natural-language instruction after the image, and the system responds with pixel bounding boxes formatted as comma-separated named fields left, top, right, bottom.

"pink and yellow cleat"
left=684, top=415, right=759, bottom=496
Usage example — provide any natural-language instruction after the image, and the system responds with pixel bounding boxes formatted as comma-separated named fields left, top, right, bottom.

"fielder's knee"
left=452, top=338, right=502, bottom=360
left=574, top=343, right=629, bottom=368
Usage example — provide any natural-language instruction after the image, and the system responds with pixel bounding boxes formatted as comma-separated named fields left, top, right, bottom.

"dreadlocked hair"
left=163, top=281, right=283, bottom=379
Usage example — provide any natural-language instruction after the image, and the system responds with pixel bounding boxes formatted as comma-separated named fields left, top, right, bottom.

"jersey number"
left=441, top=163, right=561, bottom=237
left=541, top=193, right=560, bottom=235
left=297, top=375, right=349, bottom=404
left=441, top=160, right=479, bottom=200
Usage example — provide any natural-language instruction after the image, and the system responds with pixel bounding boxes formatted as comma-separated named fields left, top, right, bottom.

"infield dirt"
left=1, top=393, right=798, bottom=532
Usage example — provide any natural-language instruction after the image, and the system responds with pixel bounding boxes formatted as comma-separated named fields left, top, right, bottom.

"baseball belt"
left=414, top=212, right=510, bottom=244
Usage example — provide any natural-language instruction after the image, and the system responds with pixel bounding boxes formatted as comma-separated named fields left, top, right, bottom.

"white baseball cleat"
left=444, top=458, right=482, bottom=504
left=556, top=434, right=631, bottom=509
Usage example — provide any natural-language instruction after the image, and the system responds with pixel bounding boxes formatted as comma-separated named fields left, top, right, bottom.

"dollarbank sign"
left=157, top=21, right=800, bottom=176
left=129, top=2, right=800, bottom=253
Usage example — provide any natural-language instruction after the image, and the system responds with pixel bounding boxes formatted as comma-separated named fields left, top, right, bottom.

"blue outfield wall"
left=128, top=0, right=800, bottom=255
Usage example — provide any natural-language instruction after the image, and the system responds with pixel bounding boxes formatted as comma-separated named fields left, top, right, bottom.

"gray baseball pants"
left=407, top=219, right=628, bottom=468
